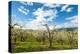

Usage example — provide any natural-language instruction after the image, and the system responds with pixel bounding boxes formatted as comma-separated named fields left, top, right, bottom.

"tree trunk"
left=44, top=24, right=52, bottom=48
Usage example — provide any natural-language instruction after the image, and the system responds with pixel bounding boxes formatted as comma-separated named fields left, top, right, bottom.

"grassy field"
left=10, top=27, right=78, bottom=53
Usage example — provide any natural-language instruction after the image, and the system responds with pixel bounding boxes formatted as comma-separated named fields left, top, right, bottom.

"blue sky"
left=9, top=1, right=78, bottom=30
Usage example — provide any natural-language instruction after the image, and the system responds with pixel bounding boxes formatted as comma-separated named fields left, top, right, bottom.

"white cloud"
left=33, top=8, right=47, bottom=25
left=61, top=5, right=73, bottom=12
left=17, top=3, right=59, bottom=30
left=63, top=22, right=77, bottom=28
left=70, top=16, right=78, bottom=24
left=20, top=2, right=33, bottom=6
left=65, top=16, right=78, bottom=24
left=56, top=24, right=63, bottom=29
left=43, top=3, right=61, bottom=8
left=56, top=16, right=78, bottom=28
left=18, top=8, right=28, bottom=15
left=18, top=6, right=29, bottom=15
left=27, top=2, right=33, bottom=6
left=19, top=2, right=26, bottom=5
left=61, top=5, right=68, bottom=11
left=47, top=9, right=57, bottom=21
left=24, top=5, right=57, bottom=30
left=55, top=16, right=78, bottom=29
left=33, top=7, right=57, bottom=22
left=55, top=22, right=77, bottom=29
left=66, top=8, right=73, bottom=12
left=25, top=19, right=45, bottom=30
left=63, top=22, right=73, bottom=28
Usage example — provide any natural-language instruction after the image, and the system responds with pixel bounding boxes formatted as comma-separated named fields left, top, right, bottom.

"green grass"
left=12, top=41, right=78, bottom=53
